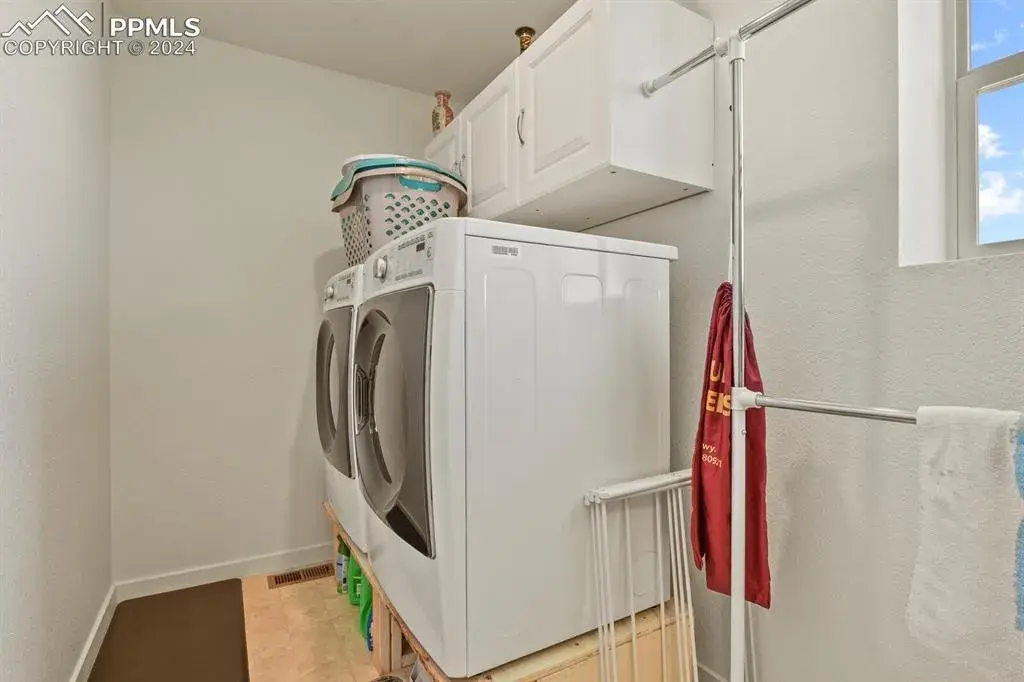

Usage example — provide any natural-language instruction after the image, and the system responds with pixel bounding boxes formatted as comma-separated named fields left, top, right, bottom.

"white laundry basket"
left=331, top=155, right=467, bottom=267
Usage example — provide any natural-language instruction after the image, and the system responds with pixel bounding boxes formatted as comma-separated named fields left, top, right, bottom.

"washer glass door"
left=316, top=305, right=354, bottom=478
left=354, top=286, right=433, bottom=558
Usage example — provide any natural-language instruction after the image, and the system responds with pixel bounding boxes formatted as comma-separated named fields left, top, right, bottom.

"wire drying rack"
left=585, top=470, right=699, bottom=681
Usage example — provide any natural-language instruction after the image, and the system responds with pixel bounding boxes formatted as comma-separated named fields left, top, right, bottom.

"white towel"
left=906, top=406, right=1023, bottom=680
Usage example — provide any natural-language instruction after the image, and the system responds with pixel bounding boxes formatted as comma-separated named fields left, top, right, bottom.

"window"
left=954, top=0, right=1024, bottom=258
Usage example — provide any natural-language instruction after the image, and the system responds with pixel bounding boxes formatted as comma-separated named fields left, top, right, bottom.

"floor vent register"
left=266, top=562, right=334, bottom=589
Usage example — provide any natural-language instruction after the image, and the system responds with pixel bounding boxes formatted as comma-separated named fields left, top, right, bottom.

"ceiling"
left=113, top=0, right=575, bottom=102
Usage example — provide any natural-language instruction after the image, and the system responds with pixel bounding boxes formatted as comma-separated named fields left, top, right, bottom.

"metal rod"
left=728, top=48, right=748, bottom=682
left=739, top=0, right=819, bottom=39
left=641, top=0, right=821, bottom=97
left=746, top=604, right=760, bottom=682
left=590, top=504, right=610, bottom=681
left=587, top=469, right=692, bottom=504
left=599, top=503, right=620, bottom=682
left=753, top=394, right=917, bottom=423
left=672, top=489, right=692, bottom=682
left=676, top=487, right=700, bottom=682
left=656, top=494, right=668, bottom=682
left=667, top=488, right=686, bottom=681
left=642, top=45, right=716, bottom=96
left=641, top=4, right=872, bottom=682
left=624, top=501, right=639, bottom=682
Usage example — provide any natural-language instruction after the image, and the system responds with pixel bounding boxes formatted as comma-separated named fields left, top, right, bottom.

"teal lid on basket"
left=330, top=155, right=465, bottom=202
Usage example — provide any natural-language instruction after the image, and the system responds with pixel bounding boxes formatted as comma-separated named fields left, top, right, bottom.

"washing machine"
left=315, top=264, right=367, bottom=552
left=354, top=217, right=676, bottom=676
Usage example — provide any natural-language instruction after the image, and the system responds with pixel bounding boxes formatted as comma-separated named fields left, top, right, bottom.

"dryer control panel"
left=324, top=267, right=360, bottom=306
left=371, top=227, right=435, bottom=286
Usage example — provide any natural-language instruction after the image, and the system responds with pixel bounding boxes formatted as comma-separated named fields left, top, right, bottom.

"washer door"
left=315, top=305, right=354, bottom=478
left=354, top=286, right=433, bottom=558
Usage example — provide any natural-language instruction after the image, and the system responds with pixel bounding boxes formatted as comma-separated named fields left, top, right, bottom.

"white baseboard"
left=698, top=661, right=729, bottom=682
left=66, top=543, right=333, bottom=682
left=67, top=584, right=116, bottom=682
left=114, top=542, right=333, bottom=602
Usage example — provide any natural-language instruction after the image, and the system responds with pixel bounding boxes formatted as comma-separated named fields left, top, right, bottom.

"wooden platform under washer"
left=324, top=502, right=696, bottom=682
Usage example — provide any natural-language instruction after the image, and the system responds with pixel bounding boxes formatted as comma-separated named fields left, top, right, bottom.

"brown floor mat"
left=89, top=579, right=249, bottom=682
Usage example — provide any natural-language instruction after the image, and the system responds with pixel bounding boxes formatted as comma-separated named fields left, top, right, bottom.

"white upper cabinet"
left=425, top=118, right=462, bottom=178
left=462, top=63, right=519, bottom=219
left=517, top=0, right=609, bottom=206
left=424, top=0, right=713, bottom=231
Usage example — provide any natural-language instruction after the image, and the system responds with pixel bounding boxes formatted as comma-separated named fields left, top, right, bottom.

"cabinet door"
left=517, top=0, right=609, bottom=205
left=463, top=62, right=519, bottom=219
left=424, top=119, right=462, bottom=178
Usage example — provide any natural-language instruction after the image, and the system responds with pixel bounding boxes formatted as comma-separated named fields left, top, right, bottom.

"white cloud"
left=978, top=124, right=1008, bottom=159
left=979, top=171, right=1024, bottom=220
left=972, top=29, right=1008, bottom=52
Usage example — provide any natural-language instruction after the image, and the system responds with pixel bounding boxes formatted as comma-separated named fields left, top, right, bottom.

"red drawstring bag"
left=690, top=282, right=770, bottom=608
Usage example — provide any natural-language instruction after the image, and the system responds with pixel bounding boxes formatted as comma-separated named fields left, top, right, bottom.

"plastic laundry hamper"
left=331, top=155, right=467, bottom=267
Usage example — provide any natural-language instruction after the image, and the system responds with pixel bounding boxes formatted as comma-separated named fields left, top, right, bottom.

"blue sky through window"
left=971, top=0, right=1024, bottom=244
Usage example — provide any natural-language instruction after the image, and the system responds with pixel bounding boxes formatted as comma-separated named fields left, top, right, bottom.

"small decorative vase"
left=432, top=90, right=454, bottom=136
left=515, top=26, right=536, bottom=53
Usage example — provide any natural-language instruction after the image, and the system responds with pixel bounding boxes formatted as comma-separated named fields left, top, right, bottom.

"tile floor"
left=242, top=575, right=378, bottom=682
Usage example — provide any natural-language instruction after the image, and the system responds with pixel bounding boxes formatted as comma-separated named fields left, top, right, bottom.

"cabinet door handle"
left=517, top=109, right=525, bottom=146
left=460, top=153, right=467, bottom=176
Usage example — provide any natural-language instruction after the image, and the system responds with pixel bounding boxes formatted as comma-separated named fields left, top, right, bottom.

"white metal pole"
left=666, top=486, right=686, bottom=681
left=624, top=501, right=639, bottom=682
left=638, top=5, right=832, bottom=681
left=676, top=487, right=700, bottom=682
left=746, top=604, right=760, bottom=682
left=656, top=494, right=668, bottom=681
left=591, top=503, right=610, bottom=681
left=600, top=503, right=620, bottom=681
left=727, top=32, right=749, bottom=682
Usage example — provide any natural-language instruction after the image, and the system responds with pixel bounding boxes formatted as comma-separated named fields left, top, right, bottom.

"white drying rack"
left=585, top=470, right=699, bottom=682
left=596, top=1, right=925, bottom=681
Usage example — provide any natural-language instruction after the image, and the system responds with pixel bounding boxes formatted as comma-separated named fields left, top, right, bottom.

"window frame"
left=952, top=0, right=1024, bottom=259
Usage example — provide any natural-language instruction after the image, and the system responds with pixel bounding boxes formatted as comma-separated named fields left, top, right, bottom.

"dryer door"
left=315, top=305, right=354, bottom=478
left=354, top=286, right=434, bottom=558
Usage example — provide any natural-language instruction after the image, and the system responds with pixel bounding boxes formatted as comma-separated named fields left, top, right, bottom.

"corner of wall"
left=114, top=542, right=333, bottom=602
left=697, top=661, right=730, bottom=682
left=66, top=586, right=117, bottom=682
left=897, top=0, right=953, bottom=266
